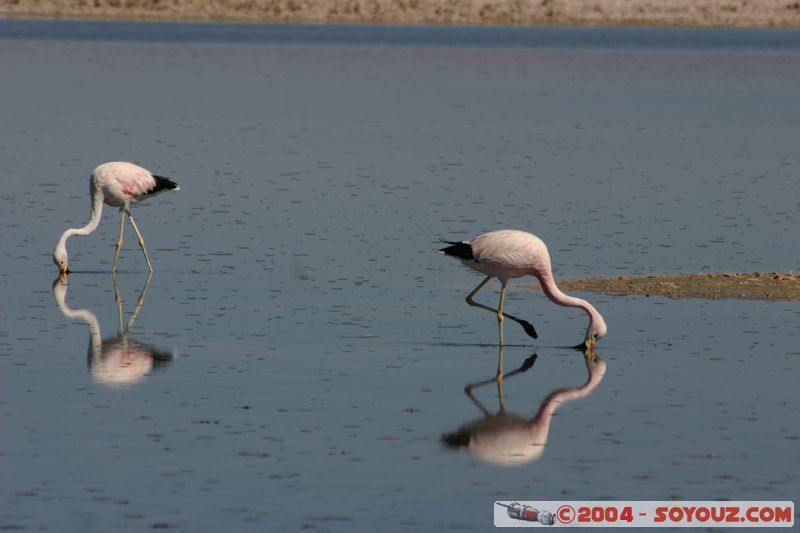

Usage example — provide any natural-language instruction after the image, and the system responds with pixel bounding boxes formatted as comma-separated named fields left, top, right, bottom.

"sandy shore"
left=2, top=0, right=800, bottom=27
left=526, top=272, right=800, bottom=301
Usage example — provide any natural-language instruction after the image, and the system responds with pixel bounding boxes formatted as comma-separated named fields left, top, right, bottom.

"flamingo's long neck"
left=529, top=356, right=606, bottom=442
left=536, top=270, right=601, bottom=324
left=53, top=282, right=102, bottom=359
left=57, top=188, right=104, bottom=251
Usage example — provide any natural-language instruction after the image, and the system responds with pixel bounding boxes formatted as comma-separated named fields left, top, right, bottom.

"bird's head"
left=584, top=314, right=608, bottom=349
left=53, top=244, right=70, bottom=276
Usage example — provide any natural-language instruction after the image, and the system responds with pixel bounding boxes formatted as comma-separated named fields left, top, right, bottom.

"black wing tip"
left=438, top=238, right=474, bottom=260
left=152, top=175, right=179, bottom=191
left=440, top=429, right=471, bottom=448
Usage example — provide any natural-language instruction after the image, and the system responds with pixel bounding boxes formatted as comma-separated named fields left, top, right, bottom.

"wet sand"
left=3, top=0, right=800, bottom=27
left=530, top=272, right=800, bottom=301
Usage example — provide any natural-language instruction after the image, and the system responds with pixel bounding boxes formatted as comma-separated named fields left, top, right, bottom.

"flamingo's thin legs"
left=465, top=277, right=538, bottom=341
left=126, top=211, right=153, bottom=273
left=112, top=210, right=125, bottom=273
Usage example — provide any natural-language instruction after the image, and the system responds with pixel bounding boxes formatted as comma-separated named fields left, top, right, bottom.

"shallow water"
left=1, top=21, right=798, bottom=531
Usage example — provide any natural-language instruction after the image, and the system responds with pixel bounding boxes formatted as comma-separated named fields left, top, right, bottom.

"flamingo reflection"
left=52, top=273, right=175, bottom=387
left=442, top=348, right=606, bottom=465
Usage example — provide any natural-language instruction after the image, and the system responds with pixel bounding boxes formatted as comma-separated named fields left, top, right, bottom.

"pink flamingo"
left=442, top=349, right=606, bottom=465
left=440, top=229, right=607, bottom=347
left=53, top=162, right=179, bottom=275
left=52, top=273, right=176, bottom=387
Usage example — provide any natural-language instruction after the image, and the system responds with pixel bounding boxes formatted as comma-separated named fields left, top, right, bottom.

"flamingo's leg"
left=112, top=210, right=125, bottom=273
left=126, top=272, right=153, bottom=333
left=126, top=210, right=154, bottom=272
left=495, top=343, right=505, bottom=407
left=497, top=282, right=507, bottom=347
left=112, top=270, right=124, bottom=336
left=465, top=277, right=538, bottom=340
left=463, top=349, right=538, bottom=414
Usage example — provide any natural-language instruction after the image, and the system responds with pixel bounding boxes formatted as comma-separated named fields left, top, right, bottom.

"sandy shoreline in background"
left=525, top=273, right=800, bottom=301
left=2, top=0, right=800, bottom=27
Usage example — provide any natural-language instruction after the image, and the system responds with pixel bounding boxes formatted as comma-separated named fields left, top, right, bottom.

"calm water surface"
left=1, top=21, right=798, bottom=531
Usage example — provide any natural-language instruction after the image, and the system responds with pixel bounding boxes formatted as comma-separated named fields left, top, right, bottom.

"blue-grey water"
left=1, top=21, right=798, bottom=531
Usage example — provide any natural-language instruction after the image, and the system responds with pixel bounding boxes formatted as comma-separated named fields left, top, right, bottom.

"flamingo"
left=441, top=348, right=607, bottom=465
left=52, top=273, right=175, bottom=387
left=53, top=162, right=179, bottom=275
left=439, top=229, right=607, bottom=348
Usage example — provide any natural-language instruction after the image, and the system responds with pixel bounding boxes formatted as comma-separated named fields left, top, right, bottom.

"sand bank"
left=2, top=0, right=800, bottom=27
left=527, top=272, right=800, bottom=301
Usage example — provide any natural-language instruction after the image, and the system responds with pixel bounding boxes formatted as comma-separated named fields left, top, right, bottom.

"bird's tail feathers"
left=438, top=238, right=474, bottom=260
left=146, top=175, right=180, bottom=195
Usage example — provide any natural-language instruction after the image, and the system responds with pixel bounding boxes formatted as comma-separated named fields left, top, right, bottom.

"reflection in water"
left=442, top=348, right=606, bottom=465
left=52, top=273, right=175, bottom=387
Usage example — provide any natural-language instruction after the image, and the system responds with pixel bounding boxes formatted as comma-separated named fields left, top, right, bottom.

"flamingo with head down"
left=442, top=348, right=606, bottom=465
left=440, top=229, right=607, bottom=348
left=52, top=273, right=175, bottom=387
left=53, top=162, right=179, bottom=275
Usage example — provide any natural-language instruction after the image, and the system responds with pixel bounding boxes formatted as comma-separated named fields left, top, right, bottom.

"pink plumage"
left=469, top=229, right=552, bottom=282
left=94, top=161, right=156, bottom=205
left=93, top=161, right=178, bottom=207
